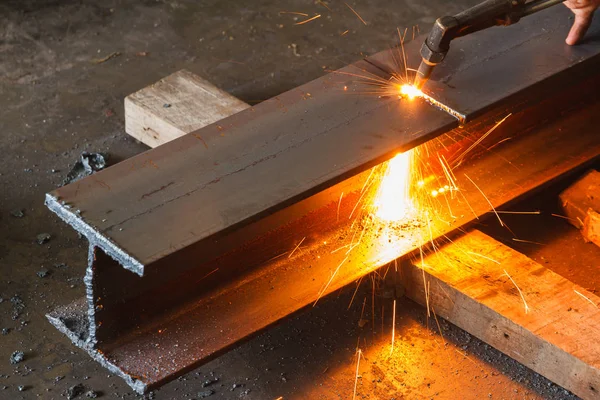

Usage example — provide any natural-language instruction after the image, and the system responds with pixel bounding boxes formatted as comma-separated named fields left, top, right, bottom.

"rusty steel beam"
left=46, top=6, right=600, bottom=394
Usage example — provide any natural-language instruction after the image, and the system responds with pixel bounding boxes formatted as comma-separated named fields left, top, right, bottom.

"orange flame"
left=399, top=84, right=423, bottom=100
left=373, top=151, right=415, bottom=222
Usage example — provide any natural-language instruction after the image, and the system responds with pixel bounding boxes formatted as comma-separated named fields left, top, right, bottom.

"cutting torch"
left=413, top=0, right=565, bottom=90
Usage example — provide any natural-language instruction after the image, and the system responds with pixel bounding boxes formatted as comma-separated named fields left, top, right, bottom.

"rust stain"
left=273, top=96, right=289, bottom=113
left=93, top=179, right=112, bottom=190
left=193, top=134, right=209, bottom=149
left=143, top=159, right=160, bottom=169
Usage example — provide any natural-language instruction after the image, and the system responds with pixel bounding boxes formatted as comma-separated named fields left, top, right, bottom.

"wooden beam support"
left=403, top=230, right=600, bottom=400
left=125, top=70, right=249, bottom=148
left=560, top=170, right=600, bottom=247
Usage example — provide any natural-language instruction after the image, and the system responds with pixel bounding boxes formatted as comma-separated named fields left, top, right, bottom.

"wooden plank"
left=124, top=70, right=249, bottom=147
left=560, top=170, right=600, bottom=247
left=403, top=230, right=600, bottom=400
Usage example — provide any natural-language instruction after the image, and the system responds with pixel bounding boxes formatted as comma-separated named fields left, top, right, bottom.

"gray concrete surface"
left=0, top=1, right=583, bottom=399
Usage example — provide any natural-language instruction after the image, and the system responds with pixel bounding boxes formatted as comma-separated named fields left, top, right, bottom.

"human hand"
left=564, top=0, right=600, bottom=45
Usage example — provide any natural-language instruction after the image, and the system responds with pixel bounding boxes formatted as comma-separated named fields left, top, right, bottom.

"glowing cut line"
left=399, top=84, right=466, bottom=123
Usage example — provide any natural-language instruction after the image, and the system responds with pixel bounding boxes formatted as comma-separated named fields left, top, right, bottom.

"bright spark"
left=295, top=14, right=322, bottom=25
left=352, top=349, right=362, bottom=400
left=288, top=237, right=306, bottom=258
left=373, top=152, right=415, bottom=222
left=279, top=11, right=309, bottom=16
left=503, top=269, right=530, bottom=314
left=399, top=84, right=423, bottom=100
left=345, top=2, right=367, bottom=25
left=574, top=289, right=598, bottom=308
left=390, top=299, right=397, bottom=356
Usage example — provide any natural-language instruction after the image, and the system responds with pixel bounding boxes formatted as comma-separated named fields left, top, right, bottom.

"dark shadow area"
left=479, top=160, right=600, bottom=292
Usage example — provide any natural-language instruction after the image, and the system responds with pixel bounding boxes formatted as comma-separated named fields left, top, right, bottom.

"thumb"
left=566, top=10, right=594, bottom=45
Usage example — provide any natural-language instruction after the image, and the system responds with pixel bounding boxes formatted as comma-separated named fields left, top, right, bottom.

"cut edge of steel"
left=46, top=301, right=148, bottom=394
left=45, top=194, right=144, bottom=275
left=421, top=92, right=466, bottom=123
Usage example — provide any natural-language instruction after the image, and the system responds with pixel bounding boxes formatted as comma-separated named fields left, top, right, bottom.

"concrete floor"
left=0, top=1, right=587, bottom=399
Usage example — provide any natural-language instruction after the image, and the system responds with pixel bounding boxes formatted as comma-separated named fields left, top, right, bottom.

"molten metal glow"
left=373, top=152, right=414, bottom=222
left=399, top=84, right=423, bottom=100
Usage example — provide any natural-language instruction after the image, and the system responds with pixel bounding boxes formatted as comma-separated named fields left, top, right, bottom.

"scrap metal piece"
left=63, top=152, right=107, bottom=186
left=45, top=5, right=600, bottom=394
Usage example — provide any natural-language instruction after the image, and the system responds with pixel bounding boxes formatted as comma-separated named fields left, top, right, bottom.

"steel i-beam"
left=45, top=6, right=600, bottom=394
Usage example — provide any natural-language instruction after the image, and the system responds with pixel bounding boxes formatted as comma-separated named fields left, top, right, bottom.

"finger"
left=565, top=0, right=589, bottom=9
left=566, top=11, right=594, bottom=44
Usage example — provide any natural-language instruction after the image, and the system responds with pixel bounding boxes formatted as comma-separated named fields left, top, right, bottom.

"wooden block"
left=403, top=230, right=600, bottom=400
left=560, top=169, right=600, bottom=229
left=124, top=70, right=249, bottom=148
left=560, top=170, right=600, bottom=246
left=583, top=209, right=600, bottom=246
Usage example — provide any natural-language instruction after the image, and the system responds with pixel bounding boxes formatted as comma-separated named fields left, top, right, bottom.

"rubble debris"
left=37, top=268, right=51, bottom=278
left=197, top=389, right=214, bottom=398
left=36, top=233, right=51, bottom=245
left=202, top=377, right=219, bottom=387
left=289, top=43, right=301, bottom=57
left=66, top=383, right=85, bottom=400
left=10, top=295, right=23, bottom=307
left=10, top=209, right=24, bottom=218
left=18, top=385, right=26, bottom=391
left=85, top=390, right=99, bottom=398
left=62, top=152, right=107, bottom=186
left=10, top=351, right=24, bottom=364
left=1, top=328, right=9, bottom=335
left=10, top=295, right=25, bottom=320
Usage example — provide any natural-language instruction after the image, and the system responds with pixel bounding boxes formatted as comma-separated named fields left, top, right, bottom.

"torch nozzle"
left=413, top=60, right=434, bottom=91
